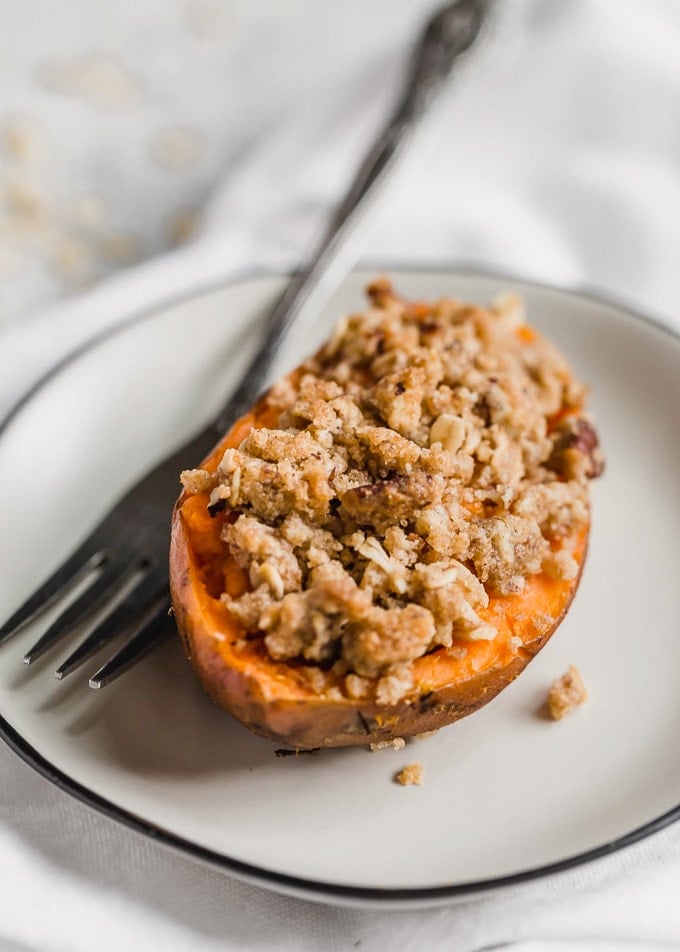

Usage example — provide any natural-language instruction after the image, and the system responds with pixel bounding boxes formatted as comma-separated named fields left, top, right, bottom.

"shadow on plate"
left=62, top=637, right=322, bottom=777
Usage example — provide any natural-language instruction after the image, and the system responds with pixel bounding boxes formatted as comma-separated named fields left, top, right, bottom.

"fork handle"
left=212, top=0, right=490, bottom=434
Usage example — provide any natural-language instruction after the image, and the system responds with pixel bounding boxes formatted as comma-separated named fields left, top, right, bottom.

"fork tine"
left=89, top=596, right=172, bottom=689
left=23, top=559, right=137, bottom=665
left=0, top=549, right=106, bottom=647
left=55, top=575, right=164, bottom=680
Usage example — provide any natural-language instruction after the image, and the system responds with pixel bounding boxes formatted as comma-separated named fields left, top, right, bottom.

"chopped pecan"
left=339, top=473, right=443, bottom=533
left=548, top=418, right=604, bottom=479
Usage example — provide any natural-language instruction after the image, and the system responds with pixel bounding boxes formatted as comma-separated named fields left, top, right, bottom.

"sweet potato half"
left=170, top=343, right=591, bottom=750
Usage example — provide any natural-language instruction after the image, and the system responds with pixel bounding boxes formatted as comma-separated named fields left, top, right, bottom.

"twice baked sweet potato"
left=170, top=282, right=602, bottom=749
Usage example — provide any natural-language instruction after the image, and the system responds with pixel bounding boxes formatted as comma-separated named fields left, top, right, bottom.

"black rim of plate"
left=1, top=264, right=679, bottom=905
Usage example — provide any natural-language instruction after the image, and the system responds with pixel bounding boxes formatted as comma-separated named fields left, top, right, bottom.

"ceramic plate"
left=1, top=269, right=679, bottom=908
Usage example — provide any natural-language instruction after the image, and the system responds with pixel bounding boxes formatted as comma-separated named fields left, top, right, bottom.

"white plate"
left=1, top=269, right=679, bottom=908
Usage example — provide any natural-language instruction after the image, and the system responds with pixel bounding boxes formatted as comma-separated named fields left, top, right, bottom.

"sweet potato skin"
left=169, top=389, right=588, bottom=749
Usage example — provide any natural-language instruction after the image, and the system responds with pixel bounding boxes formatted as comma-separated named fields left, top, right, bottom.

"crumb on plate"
left=394, top=762, right=424, bottom=786
left=548, top=664, right=587, bottom=719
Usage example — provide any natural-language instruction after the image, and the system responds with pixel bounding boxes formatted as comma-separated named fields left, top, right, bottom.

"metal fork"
left=0, top=0, right=489, bottom=689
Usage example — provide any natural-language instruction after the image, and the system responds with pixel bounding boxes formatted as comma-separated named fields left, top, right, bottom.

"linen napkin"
left=1, top=1, right=680, bottom=950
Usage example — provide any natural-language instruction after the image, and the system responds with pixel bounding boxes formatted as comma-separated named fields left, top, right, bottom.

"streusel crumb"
left=395, top=762, right=424, bottom=786
left=370, top=737, right=406, bottom=752
left=548, top=665, right=588, bottom=719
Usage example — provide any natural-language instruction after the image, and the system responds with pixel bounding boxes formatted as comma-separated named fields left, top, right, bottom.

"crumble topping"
left=182, top=280, right=603, bottom=704
left=370, top=737, right=406, bottom=752
left=548, top=665, right=588, bottom=719
left=395, top=762, right=424, bottom=786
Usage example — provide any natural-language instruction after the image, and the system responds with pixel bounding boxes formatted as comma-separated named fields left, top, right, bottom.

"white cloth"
left=1, top=1, right=680, bottom=950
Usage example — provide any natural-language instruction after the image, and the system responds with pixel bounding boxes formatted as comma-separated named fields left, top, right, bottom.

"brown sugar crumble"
left=180, top=280, right=603, bottom=707
left=369, top=737, right=406, bottom=752
left=548, top=665, right=588, bottom=719
left=395, top=762, right=424, bottom=786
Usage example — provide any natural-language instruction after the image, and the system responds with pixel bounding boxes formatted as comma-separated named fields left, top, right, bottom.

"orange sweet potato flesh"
left=170, top=370, right=589, bottom=750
